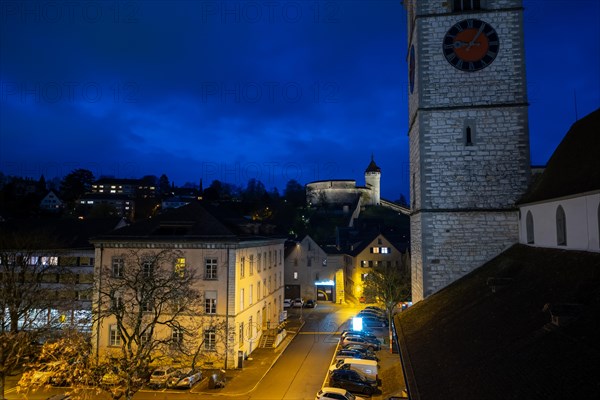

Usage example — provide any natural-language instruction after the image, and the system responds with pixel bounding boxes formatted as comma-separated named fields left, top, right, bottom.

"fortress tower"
left=365, top=156, right=381, bottom=206
left=405, top=0, right=531, bottom=301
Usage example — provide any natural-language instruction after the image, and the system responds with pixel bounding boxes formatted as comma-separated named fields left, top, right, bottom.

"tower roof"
left=365, top=156, right=381, bottom=173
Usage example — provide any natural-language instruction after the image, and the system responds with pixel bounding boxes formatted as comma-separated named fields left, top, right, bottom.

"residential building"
left=39, top=190, right=64, bottom=212
left=91, top=201, right=285, bottom=368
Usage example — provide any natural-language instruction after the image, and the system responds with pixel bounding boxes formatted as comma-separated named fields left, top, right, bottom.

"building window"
left=141, top=330, right=152, bottom=346
left=257, top=281, right=261, bottom=300
left=112, top=257, right=124, bottom=278
left=381, top=247, right=390, bottom=254
left=257, top=253, right=262, bottom=272
left=142, top=259, right=153, bottom=278
left=239, top=322, right=244, bottom=345
left=269, top=251, right=272, bottom=269
left=361, top=273, right=368, bottom=282
left=205, top=291, right=217, bottom=314
left=279, top=249, right=282, bottom=265
left=240, top=257, right=245, bottom=278
left=109, top=325, right=121, bottom=346
left=205, top=258, right=218, bottom=280
left=111, top=293, right=124, bottom=312
left=249, top=255, right=254, bottom=275
left=141, top=298, right=153, bottom=312
left=371, top=247, right=379, bottom=254
left=556, top=205, right=567, bottom=246
left=171, top=327, right=183, bottom=344
left=175, top=257, right=186, bottom=278
left=204, top=329, right=216, bottom=351
left=361, top=260, right=367, bottom=268
left=466, top=126, right=473, bottom=146
left=526, top=211, right=535, bottom=244
left=293, top=271, right=298, bottom=280
left=368, top=260, right=374, bottom=267
left=240, top=288, right=245, bottom=310
left=263, top=279, right=267, bottom=297
left=453, top=0, right=481, bottom=11
left=249, top=284, right=253, bottom=304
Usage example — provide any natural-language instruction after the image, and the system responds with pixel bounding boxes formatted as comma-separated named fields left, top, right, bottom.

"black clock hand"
left=468, top=23, right=486, bottom=49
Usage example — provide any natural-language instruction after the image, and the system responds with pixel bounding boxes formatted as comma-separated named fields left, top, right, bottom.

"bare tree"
left=363, top=254, right=411, bottom=329
left=92, top=248, right=209, bottom=400
left=0, top=231, right=65, bottom=400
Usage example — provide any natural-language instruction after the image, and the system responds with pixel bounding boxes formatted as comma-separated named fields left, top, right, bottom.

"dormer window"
left=453, top=0, right=481, bottom=11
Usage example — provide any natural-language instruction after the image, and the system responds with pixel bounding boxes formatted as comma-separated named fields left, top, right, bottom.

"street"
left=3, top=302, right=402, bottom=400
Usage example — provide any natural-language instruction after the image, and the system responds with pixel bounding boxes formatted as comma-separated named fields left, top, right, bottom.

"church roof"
left=365, top=156, right=381, bottom=173
left=396, top=244, right=600, bottom=399
left=519, top=108, right=600, bottom=204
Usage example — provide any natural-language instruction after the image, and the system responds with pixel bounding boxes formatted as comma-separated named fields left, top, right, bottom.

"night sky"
left=1, top=1, right=599, bottom=201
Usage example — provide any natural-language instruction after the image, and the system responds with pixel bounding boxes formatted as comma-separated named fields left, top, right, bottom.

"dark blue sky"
left=1, top=1, right=599, bottom=201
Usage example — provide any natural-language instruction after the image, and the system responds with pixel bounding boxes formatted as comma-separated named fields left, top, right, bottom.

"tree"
left=0, top=231, right=65, bottom=400
left=158, top=174, right=170, bottom=196
left=362, top=256, right=411, bottom=330
left=60, top=169, right=94, bottom=203
left=284, top=179, right=305, bottom=207
left=92, top=248, right=216, bottom=400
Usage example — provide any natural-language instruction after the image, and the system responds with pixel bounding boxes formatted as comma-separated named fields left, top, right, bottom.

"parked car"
left=29, top=361, right=64, bottom=386
left=340, top=330, right=378, bottom=341
left=364, top=306, right=385, bottom=313
left=168, top=368, right=203, bottom=389
left=342, top=345, right=378, bottom=358
left=283, top=298, right=292, bottom=308
left=329, top=369, right=377, bottom=395
left=335, top=349, right=379, bottom=362
left=292, top=298, right=304, bottom=308
left=358, top=316, right=388, bottom=329
left=316, top=386, right=367, bottom=400
left=304, top=299, right=317, bottom=308
left=340, top=336, right=381, bottom=351
left=358, top=309, right=386, bottom=318
left=148, top=366, right=177, bottom=388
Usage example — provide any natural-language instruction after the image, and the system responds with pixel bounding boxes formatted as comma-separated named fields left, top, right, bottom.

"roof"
left=0, top=217, right=124, bottom=249
left=92, top=201, right=282, bottom=243
left=519, top=108, right=600, bottom=204
left=395, top=244, right=600, bottom=400
left=365, top=156, right=381, bottom=173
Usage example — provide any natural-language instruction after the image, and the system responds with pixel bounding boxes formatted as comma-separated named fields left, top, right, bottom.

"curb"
left=193, top=318, right=305, bottom=396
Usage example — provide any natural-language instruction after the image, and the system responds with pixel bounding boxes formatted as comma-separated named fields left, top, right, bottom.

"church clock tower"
left=405, top=0, right=531, bottom=301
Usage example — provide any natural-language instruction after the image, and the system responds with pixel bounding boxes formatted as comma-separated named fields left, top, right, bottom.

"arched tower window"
left=526, top=211, right=534, bottom=244
left=466, top=126, right=473, bottom=146
left=556, top=205, right=567, bottom=246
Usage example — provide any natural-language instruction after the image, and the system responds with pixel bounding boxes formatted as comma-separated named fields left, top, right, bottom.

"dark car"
left=304, top=299, right=317, bottom=308
left=340, top=330, right=378, bottom=341
left=329, top=369, right=377, bottom=395
left=359, top=316, right=388, bottom=329
left=335, top=349, right=380, bottom=362
left=340, top=336, right=381, bottom=351
left=342, top=345, right=378, bottom=357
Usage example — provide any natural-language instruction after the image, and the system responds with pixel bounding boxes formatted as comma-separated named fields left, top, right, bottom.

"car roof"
left=321, top=386, right=349, bottom=394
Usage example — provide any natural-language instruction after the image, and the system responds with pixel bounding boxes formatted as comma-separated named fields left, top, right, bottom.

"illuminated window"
left=381, top=247, right=390, bottom=254
left=294, top=271, right=298, bottom=280
left=371, top=247, right=380, bottom=254
left=175, top=257, right=186, bottom=277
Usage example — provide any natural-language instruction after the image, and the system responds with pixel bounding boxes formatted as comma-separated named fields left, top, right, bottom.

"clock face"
left=409, top=45, right=415, bottom=94
left=443, top=19, right=499, bottom=72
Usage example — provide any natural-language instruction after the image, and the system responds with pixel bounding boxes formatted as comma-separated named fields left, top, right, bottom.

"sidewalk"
left=193, top=316, right=304, bottom=396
